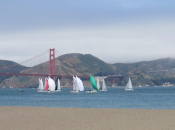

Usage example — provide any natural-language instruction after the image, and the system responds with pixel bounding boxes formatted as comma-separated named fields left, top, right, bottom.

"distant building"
left=163, top=82, right=173, bottom=86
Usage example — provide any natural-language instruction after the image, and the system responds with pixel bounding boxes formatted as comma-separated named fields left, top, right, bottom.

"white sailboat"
left=38, top=78, right=45, bottom=92
left=40, top=79, right=44, bottom=90
left=96, top=79, right=100, bottom=90
left=38, top=78, right=42, bottom=91
left=55, top=78, right=61, bottom=92
left=76, top=76, right=84, bottom=92
left=48, top=77, right=56, bottom=92
left=99, top=79, right=107, bottom=91
left=125, top=78, right=134, bottom=91
left=70, top=76, right=79, bottom=93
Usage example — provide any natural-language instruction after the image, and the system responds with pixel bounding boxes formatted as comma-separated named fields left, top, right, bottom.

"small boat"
left=38, top=78, right=46, bottom=92
left=48, top=77, right=56, bottom=92
left=70, top=76, right=79, bottom=93
left=76, top=76, right=84, bottom=92
left=19, top=89, right=23, bottom=92
left=99, top=79, right=107, bottom=91
left=55, top=78, right=61, bottom=92
left=38, top=77, right=56, bottom=93
left=86, top=75, right=98, bottom=93
left=125, top=78, right=134, bottom=91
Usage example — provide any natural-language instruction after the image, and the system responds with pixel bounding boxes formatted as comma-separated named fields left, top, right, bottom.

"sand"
left=0, top=107, right=175, bottom=130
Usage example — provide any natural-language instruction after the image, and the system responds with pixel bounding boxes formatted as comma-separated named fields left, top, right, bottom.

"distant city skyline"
left=0, top=0, right=175, bottom=63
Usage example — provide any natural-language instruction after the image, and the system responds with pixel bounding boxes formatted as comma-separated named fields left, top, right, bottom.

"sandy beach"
left=0, top=107, right=175, bottom=130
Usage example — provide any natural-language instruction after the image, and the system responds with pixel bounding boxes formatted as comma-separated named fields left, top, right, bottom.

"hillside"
left=0, top=60, right=27, bottom=86
left=1, top=54, right=175, bottom=88
left=0, top=54, right=116, bottom=88
left=113, top=58, right=175, bottom=86
left=114, top=58, right=175, bottom=75
left=57, top=54, right=115, bottom=75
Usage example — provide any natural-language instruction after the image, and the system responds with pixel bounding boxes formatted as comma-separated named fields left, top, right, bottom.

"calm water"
left=1, top=87, right=175, bottom=109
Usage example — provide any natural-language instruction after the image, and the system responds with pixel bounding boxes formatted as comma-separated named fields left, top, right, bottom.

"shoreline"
left=1, top=105, right=175, bottom=110
left=0, top=106, right=175, bottom=130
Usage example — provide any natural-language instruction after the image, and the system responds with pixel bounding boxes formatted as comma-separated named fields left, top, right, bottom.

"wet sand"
left=0, top=107, right=175, bottom=130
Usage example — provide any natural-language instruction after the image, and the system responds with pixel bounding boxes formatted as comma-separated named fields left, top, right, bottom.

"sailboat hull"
left=70, top=90, right=79, bottom=93
left=99, top=89, right=107, bottom=91
left=86, top=90, right=97, bottom=93
left=125, top=88, right=134, bottom=91
left=37, top=90, right=47, bottom=92
left=48, top=92, right=54, bottom=93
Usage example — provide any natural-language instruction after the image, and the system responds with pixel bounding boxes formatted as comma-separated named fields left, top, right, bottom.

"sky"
left=0, top=0, right=175, bottom=63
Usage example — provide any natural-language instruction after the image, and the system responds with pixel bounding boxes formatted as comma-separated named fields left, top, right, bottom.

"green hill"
left=0, top=54, right=116, bottom=88
left=1, top=54, right=175, bottom=88
left=0, top=60, right=27, bottom=86
left=113, top=58, right=175, bottom=86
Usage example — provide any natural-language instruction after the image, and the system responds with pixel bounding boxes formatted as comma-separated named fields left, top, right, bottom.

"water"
left=1, top=87, right=175, bottom=109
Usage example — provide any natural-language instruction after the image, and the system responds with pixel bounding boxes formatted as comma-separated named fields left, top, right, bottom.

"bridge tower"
left=49, top=48, right=56, bottom=81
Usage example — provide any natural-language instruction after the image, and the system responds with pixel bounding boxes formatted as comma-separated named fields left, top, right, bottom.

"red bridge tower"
left=49, top=48, right=56, bottom=81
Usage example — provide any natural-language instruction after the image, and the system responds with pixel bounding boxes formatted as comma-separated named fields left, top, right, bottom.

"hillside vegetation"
left=1, top=54, right=175, bottom=87
left=0, top=60, right=27, bottom=86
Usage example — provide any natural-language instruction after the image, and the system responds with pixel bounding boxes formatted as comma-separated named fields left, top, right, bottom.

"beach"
left=0, top=107, right=174, bottom=130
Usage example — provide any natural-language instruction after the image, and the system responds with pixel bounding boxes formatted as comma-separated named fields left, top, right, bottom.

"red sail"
left=46, top=79, right=49, bottom=90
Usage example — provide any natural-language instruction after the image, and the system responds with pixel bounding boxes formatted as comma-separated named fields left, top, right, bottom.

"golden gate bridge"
left=0, top=48, right=124, bottom=85
left=0, top=48, right=89, bottom=81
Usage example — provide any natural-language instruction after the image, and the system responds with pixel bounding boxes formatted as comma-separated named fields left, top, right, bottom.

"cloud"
left=0, top=0, right=175, bottom=32
left=0, top=0, right=175, bottom=64
left=0, top=18, right=175, bottom=63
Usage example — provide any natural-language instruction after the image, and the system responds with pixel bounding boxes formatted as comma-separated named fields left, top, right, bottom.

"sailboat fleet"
left=37, top=76, right=135, bottom=93
left=37, top=75, right=107, bottom=93
left=38, top=77, right=61, bottom=92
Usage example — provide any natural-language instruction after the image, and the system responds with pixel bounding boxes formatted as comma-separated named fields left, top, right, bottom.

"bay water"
left=0, top=87, right=175, bottom=109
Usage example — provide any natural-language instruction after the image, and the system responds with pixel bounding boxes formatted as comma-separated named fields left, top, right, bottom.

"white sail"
left=99, top=79, right=107, bottom=91
left=38, top=78, right=44, bottom=91
left=73, top=76, right=77, bottom=91
left=48, top=77, right=56, bottom=91
left=75, top=76, right=79, bottom=91
left=38, top=78, right=41, bottom=90
left=40, top=79, right=44, bottom=90
left=97, top=79, right=100, bottom=90
left=44, top=78, right=48, bottom=90
left=102, top=79, right=106, bottom=90
left=71, top=76, right=79, bottom=93
left=125, top=78, right=134, bottom=91
left=76, top=77, right=84, bottom=91
left=57, top=78, right=61, bottom=90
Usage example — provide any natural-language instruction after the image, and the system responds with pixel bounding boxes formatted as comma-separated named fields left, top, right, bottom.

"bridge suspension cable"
left=0, top=49, right=61, bottom=70
left=0, top=48, right=90, bottom=80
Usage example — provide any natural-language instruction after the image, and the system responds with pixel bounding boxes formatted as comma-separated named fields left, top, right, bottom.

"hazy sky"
left=0, top=0, right=175, bottom=63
